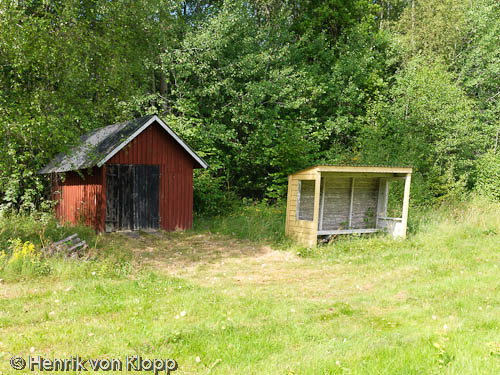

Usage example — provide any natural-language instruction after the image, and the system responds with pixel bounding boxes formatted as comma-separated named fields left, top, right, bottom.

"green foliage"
left=192, top=168, right=238, bottom=216
left=0, top=213, right=132, bottom=281
left=457, top=0, right=500, bottom=142
left=1, top=0, right=500, bottom=212
left=474, top=150, right=500, bottom=200
left=361, top=57, right=481, bottom=202
left=0, top=0, right=177, bottom=211
left=395, top=0, right=468, bottom=63
left=160, top=2, right=320, bottom=200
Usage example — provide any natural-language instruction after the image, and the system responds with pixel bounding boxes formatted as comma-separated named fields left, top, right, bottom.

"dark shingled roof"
left=39, top=115, right=207, bottom=174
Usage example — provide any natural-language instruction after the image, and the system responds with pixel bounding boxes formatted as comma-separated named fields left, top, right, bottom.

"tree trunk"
left=152, top=70, right=156, bottom=93
left=160, top=72, right=168, bottom=114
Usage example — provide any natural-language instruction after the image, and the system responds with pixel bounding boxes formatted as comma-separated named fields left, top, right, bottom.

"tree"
left=360, top=57, right=482, bottom=201
left=456, top=0, right=500, bottom=150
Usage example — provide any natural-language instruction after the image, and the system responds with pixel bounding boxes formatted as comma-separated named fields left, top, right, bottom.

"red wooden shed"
left=39, top=115, right=208, bottom=232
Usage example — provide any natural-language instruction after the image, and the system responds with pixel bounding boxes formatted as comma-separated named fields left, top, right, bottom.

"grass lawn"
left=2, top=201, right=500, bottom=374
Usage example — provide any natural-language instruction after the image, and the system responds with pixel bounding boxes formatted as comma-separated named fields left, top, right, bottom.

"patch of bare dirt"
left=125, top=231, right=278, bottom=271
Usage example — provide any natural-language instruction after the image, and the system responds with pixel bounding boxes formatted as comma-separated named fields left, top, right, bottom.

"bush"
left=193, top=169, right=239, bottom=216
left=474, top=150, right=500, bottom=200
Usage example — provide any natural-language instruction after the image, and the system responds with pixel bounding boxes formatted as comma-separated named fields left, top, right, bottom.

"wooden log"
left=67, top=240, right=86, bottom=253
left=52, top=234, right=78, bottom=246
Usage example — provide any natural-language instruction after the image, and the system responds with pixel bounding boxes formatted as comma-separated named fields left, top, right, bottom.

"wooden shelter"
left=285, top=165, right=412, bottom=246
left=39, top=115, right=208, bottom=232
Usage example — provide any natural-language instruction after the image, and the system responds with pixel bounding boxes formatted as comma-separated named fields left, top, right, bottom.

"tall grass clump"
left=301, top=197, right=500, bottom=262
left=194, top=199, right=288, bottom=244
left=0, top=211, right=97, bottom=250
left=0, top=212, right=132, bottom=281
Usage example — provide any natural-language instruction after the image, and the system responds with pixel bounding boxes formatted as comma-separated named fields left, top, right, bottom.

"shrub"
left=474, top=150, right=500, bottom=200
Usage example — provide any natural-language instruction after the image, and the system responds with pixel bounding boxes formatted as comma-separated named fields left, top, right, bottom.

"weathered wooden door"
left=105, top=165, right=159, bottom=231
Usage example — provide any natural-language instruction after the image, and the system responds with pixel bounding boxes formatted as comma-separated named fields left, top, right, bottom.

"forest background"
left=1, top=0, right=499, bottom=215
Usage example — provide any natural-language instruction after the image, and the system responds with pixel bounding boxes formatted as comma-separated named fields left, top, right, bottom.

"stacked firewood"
left=43, top=234, right=88, bottom=258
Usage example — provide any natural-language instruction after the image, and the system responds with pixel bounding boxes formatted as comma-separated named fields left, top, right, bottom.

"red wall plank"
left=54, top=167, right=103, bottom=229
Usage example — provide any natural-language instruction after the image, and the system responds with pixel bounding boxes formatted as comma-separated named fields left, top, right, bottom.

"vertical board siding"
left=107, top=121, right=194, bottom=231
left=320, top=177, right=351, bottom=230
left=351, top=178, right=378, bottom=229
left=285, top=173, right=319, bottom=247
left=54, top=168, right=103, bottom=229
left=106, top=165, right=160, bottom=230
left=319, top=177, right=379, bottom=230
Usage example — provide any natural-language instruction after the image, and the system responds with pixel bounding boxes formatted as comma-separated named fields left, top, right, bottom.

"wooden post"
left=376, top=178, right=389, bottom=228
left=311, top=172, right=322, bottom=246
left=401, top=173, right=412, bottom=239
left=348, top=177, right=355, bottom=228
left=285, top=175, right=292, bottom=236
left=295, top=180, right=302, bottom=220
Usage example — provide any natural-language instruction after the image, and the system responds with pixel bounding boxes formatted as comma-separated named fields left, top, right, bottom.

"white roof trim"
left=97, top=115, right=208, bottom=169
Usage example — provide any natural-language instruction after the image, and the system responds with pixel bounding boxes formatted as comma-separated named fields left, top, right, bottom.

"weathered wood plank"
left=287, top=221, right=315, bottom=229
left=318, top=229, right=379, bottom=235
left=318, top=177, right=325, bottom=231
left=351, top=177, right=378, bottom=229
left=400, top=173, right=412, bottom=239
left=317, top=166, right=413, bottom=174
left=376, top=178, right=388, bottom=228
left=321, top=177, right=351, bottom=230
left=348, top=177, right=355, bottom=228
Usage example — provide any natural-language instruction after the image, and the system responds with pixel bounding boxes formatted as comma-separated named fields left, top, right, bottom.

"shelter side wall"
left=55, top=168, right=103, bottom=230
left=285, top=171, right=318, bottom=246
left=107, top=122, right=194, bottom=230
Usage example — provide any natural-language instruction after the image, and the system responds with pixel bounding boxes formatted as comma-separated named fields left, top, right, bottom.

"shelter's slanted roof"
left=292, top=165, right=413, bottom=175
left=39, top=115, right=208, bottom=174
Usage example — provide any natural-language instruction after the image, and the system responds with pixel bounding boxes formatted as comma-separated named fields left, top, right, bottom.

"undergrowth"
left=299, top=197, right=500, bottom=261
left=0, top=211, right=97, bottom=251
left=194, top=199, right=290, bottom=245
left=0, top=212, right=132, bottom=281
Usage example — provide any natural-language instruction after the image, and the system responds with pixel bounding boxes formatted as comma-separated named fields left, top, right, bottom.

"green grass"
left=194, top=200, right=289, bottom=245
left=0, top=212, right=98, bottom=252
left=2, top=199, right=500, bottom=374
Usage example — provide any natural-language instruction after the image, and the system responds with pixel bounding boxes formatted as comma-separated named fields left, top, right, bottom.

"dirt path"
left=112, top=231, right=371, bottom=303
